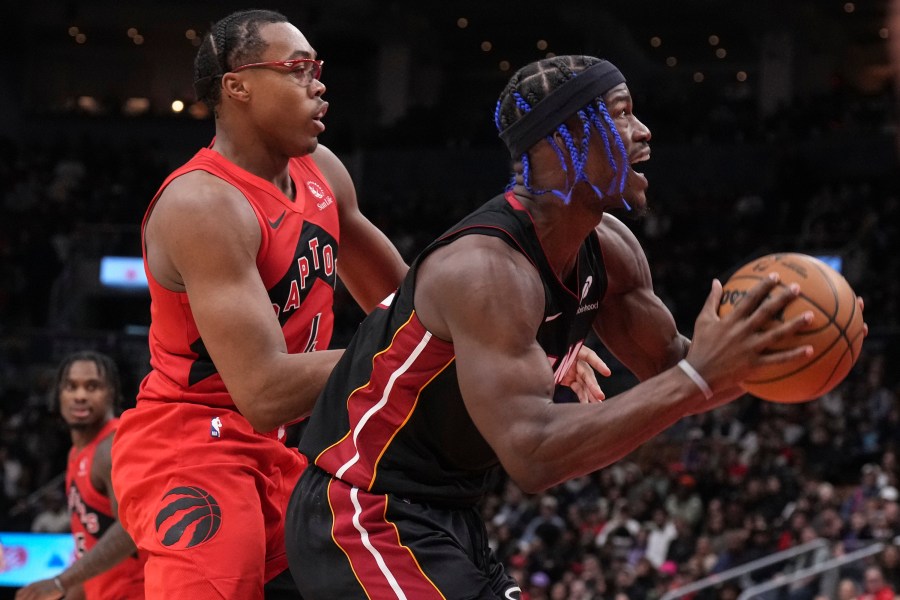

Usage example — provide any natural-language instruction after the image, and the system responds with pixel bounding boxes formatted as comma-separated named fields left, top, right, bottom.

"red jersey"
left=66, top=419, right=146, bottom=599
left=138, top=147, right=340, bottom=409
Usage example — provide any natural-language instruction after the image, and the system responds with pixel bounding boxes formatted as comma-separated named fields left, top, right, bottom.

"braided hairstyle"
left=54, top=350, right=123, bottom=410
left=194, top=9, right=289, bottom=112
left=494, top=55, right=630, bottom=207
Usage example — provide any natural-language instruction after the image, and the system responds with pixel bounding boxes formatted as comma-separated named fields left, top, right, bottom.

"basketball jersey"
left=299, top=191, right=607, bottom=506
left=67, top=419, right=146, bottom=599
left=138, top=146, right=340, bottom=410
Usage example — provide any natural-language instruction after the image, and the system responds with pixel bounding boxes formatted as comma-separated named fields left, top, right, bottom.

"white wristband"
left=53, top=575, right=66, bottom=594
left=677, top=359, right=713, bottom=400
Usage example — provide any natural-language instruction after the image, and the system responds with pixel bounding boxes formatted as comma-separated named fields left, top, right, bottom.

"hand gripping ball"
left=718, top=253, right=864, bottom=403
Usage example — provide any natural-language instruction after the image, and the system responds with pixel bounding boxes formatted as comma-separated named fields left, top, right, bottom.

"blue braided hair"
left=494, top=55, right=630, bottom=208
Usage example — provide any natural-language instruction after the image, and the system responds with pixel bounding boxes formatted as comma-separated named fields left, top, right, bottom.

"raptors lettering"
left=271, top=223, right=337, bottom=320
left=68, top=484, right=100, bottom=536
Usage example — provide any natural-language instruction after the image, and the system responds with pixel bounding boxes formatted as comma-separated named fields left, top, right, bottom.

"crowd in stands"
left=0, top=77, right=898, bottom=598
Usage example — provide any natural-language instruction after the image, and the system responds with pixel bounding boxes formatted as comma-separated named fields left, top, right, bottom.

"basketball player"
left=110, top=12, right=607, bottom=598
left=283, top=55, right=859, bottom=599
left=17, top=351, right=146, bottom=600
left=107, top=9, right=410, bottom=600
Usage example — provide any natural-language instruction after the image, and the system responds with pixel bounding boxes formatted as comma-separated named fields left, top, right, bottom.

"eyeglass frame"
left=230, top=58, right=324, bottom=85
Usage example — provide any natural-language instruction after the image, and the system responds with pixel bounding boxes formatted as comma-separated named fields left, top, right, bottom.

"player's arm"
left=15, top=437, right=130, bottom=600
left=312, top=144, right=408, bottom=312
left=15, top=579, right=85, bottom=600
left=414, top=235, right=812, bottom=493
left=146, top=173, right=342, bottom=431
left=591, top=214, right=689, bottom=380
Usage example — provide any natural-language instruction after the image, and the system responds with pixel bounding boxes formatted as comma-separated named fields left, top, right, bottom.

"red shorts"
left=111, top=401, right=306, bottom=600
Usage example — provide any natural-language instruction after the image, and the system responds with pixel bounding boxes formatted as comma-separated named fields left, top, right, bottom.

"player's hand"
left=14, top=578, right=64, bottom=600
left=561, top=345, right=612, bottom=403
left=684, top=274, right=813, bottom=408
left=858, top=296, right=868, bottom=338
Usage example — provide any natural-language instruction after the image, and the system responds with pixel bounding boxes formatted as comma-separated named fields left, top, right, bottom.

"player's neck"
left=513, top=187, right=602, bottom=278
left=69, top=420, right=109, bottom=449
left=211, top=130, right=293, bottom=196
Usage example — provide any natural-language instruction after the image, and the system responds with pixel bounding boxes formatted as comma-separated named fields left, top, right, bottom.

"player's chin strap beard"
left=498, top=60, right=626, bottom=159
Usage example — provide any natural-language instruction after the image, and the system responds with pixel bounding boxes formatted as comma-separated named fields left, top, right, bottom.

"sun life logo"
left=306, top=180, right=325, bottom=199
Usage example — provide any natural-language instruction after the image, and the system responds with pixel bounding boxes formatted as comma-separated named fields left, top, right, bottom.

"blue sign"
left=0, top=533, right=75, bottom=588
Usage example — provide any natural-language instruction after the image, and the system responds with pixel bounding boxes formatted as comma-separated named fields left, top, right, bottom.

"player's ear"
left=221, top=73, right=251, bottom=103
left=551, top=131, right=566, bottom=150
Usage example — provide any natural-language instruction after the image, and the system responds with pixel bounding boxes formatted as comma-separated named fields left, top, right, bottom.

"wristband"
left=53, top=575, right=66, bottom=594
left=677, top=359, right=713, bottom=400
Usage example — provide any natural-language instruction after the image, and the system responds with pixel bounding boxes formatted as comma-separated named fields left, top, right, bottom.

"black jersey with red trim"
left=299, top=191, right=607, bottom=506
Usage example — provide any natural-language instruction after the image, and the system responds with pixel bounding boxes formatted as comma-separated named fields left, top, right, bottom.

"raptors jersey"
left=138, top=146, right=339, bottom=409
left=299, top=191, right=607, bottom=506
left=67, top=419, right=146, bottom=599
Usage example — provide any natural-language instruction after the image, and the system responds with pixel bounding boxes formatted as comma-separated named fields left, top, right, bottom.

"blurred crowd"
left=0, top=75, right=899, bottom=598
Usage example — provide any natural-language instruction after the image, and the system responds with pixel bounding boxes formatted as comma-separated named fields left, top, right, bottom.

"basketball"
left=718, top=253, right=865, bottom=403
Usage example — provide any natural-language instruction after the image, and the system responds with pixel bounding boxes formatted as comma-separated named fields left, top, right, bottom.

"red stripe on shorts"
left=327, top=478, right=446, bottom=600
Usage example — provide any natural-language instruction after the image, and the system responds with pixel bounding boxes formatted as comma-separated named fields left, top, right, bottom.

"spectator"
left=0, top=444, right=26, bottom=504
left=843, top=464, right=884, bottom=519
left=666, top=516, right=699, bottom=565
left=645, top=506, right=678, bottom=568
left=859, top=565, right=895, bottom=600
left=877, top=544, right=900, bottom=592
left=843, top=510, right=875, bottom=552
left=29, top=489, right=69, bottom=533
left=830, top=577, right=861, bottom=600
left=521, top=495, right=567, bottom=551
left=689, top=535, right=719, bottom=577
left=666, top=473, right=704, bottom=529
left=596, top=501, right=641, bottom=562
left=785, top=524, right=831, bottom=600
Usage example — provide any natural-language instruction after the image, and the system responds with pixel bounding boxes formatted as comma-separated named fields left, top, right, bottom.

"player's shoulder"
left=153, top=169, right=252, bottom=230
left=161, top=169, right=244, bottom=208
left=423, top=233, right=539, bottom=293
left=595, top=212, right=644, bottom=255
left=595, top=211, right=632, bottom=238
left=310, top=142, right=339, bottom=163
left=308, top=143, right=348, bottom=178
left=91, top=429, right=115, bottom=472
left=309, top=143, right=353, bottom=202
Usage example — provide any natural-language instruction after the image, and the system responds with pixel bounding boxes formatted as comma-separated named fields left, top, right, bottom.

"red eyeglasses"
left=231, top=58, right=323, bottom=86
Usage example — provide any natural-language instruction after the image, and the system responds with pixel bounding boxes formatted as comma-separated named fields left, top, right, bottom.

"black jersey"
left=299, top=191, right=608, bottom=506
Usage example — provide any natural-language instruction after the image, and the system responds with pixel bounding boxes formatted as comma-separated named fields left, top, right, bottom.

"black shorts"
left=285, top=465, right=521, bottom=600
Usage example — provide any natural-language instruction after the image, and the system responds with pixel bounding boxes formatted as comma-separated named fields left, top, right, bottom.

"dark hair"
left=194, top=9, right=289, bottom=111
left=494, top=55, right=628, bottom=204
left=495, top=56, right=606, bottom=132
left=54, top=350, right=123, bottom=409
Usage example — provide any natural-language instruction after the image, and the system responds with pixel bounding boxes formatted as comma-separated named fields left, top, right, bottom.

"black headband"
left=498, top=60, right=626, bottom=159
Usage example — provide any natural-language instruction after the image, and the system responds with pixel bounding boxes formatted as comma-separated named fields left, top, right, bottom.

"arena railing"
left=736, top=542, right=884, bottom=600
left=659, top=537, right=830, bottom=600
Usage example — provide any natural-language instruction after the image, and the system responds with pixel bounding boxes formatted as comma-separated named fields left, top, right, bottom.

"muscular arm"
left=312, top=145, right=408, bottom=312
left=414, top=235, right=811, bottom=493
left=593, top=214, right=689, bottom=380
left=145, top=172, right=342, bottom=432
left=16, top=437, right=131, bottom=600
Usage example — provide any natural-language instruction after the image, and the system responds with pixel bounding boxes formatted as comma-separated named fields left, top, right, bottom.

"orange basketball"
left=717, top=253, right=864, bottom=403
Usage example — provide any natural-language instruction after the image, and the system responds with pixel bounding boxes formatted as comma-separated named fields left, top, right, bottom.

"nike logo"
left=268, top=210, right=286, bottom=229
left=544, top=312, right=563, bottom=322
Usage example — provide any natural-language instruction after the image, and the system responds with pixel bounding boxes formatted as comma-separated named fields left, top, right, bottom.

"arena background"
left=0, top=1, right=898, bottom=598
